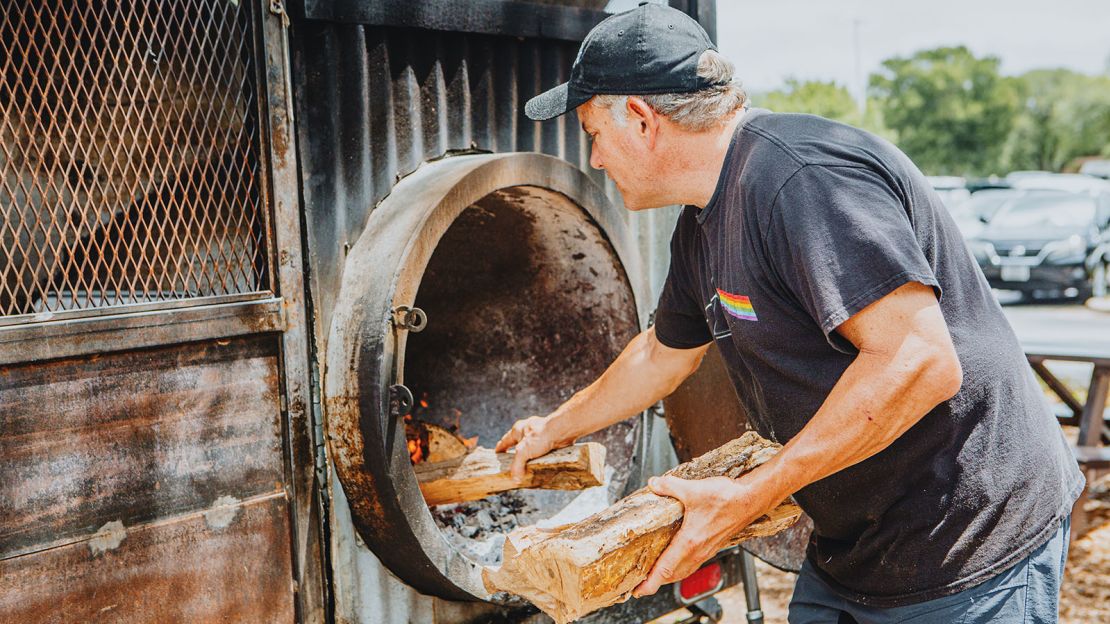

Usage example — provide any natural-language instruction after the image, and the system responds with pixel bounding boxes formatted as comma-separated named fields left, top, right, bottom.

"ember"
left=407, top=438, right=424, bottom=464
left=428, top=465, right=615, bottom=566
left=404, top=416, right=472, bottom=464
left=431, top=491, right=536, bottom=565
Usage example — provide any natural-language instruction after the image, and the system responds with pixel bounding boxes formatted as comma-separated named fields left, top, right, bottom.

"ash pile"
left=428, top=465, right=618, bottom=566
left=431, top=491, right=535, bottom=566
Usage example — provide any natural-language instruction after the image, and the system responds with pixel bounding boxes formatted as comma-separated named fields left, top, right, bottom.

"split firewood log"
left=482, top=432, right=802, bottom=624
left=415, top=443, right=606, bottom=506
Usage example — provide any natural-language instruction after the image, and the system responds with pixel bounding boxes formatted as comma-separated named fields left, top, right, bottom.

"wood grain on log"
left=414, top=443, right=606, bottom=506
left=482, top=432, right=802, bottom=624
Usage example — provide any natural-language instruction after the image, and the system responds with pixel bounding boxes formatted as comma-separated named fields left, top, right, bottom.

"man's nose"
left=589, top=145, right=603, bottom=170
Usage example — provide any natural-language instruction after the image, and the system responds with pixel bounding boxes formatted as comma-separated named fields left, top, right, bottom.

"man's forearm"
left=545, top=327, right=708, bottom=445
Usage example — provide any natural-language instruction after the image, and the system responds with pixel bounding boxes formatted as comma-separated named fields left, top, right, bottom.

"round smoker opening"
left=403, top=185, right=642, bottom=565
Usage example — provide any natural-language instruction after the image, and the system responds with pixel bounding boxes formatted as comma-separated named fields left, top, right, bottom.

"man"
left=496, top=4, right=1083, bottom=623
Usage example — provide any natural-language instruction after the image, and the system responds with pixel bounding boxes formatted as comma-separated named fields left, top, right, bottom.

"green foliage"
left=755, top=79, right=894, bottom=142
left=758, top=79, right=858, bottom=122
left=754, top=46, right=1110, bottom=176
left=868, top=46, right=1020, bottom=176
left=1002, top=69, right=1110, bottom=171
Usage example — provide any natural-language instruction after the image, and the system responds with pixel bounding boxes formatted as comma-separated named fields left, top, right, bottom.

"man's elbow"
left=920, top=343, right=963, bottom=405
left=643, top=327, right=708, bottom=390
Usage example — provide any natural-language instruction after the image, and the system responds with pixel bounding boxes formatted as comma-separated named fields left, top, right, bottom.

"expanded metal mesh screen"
left=0, top=1, right=271, bottom=319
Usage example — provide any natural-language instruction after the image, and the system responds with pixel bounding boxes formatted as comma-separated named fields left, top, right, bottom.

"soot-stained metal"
left=323, top=153, right=647, bottom=601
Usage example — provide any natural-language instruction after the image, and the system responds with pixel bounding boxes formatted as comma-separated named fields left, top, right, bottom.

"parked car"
left=927, top=175, right=972, bottom=208
left=947, top=188, right=1028, bottom=238
left=966, top=191, right=1110, bottom=299
left=1079, top=159, right=1110, bottom=180
left=1007, top=171, right=1110, bottom=194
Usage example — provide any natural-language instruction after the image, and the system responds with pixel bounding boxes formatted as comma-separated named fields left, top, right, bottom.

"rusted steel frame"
left=0, top=292, right=268, bottom=329
left=1028, top=357, right=1084, bottom=420
left=0, top=297, right=283, bottom=366
left=257, top=2, right=329, bottom=622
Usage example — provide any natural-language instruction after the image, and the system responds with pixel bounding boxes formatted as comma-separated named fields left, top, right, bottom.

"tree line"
left=753, top=46, right=1110, bottom=178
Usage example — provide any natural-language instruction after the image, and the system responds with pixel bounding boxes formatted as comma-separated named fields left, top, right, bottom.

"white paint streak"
left=88, top=520, right=126, bottom=555
left=204, top=495, right=241, bottom=529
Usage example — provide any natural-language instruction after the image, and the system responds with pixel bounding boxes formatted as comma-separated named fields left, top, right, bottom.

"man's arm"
left=634, top=281, right=963, bottom=596
left=496, top=326, right=710, bottom=480
left=752, top=281, right=962, bottom=489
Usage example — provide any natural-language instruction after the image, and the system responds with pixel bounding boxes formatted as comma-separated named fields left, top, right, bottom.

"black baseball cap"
left=525, top=2, right=720, bottom=121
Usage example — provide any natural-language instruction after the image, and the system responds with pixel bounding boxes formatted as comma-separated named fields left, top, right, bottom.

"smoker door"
left=662, top=343, right=812, bottom=572
left=324, top=152, right=649, bottom=602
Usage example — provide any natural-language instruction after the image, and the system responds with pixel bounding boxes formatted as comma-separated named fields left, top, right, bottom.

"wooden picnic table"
left=1025, top=343, right=1110, bottom=537
left=1025, top=343, right=1110, bottom=446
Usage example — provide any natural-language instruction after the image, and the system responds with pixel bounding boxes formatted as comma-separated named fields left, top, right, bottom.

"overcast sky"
left=711, top=0, right=1110, bottom=95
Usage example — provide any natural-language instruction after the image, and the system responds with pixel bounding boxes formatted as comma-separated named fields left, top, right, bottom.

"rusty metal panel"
left=0, top=335, right=285, bottom=560
left=0, top=492, right=294, bottom=623
left=0, top=296, right=284, bottom=366
left=292, top=24, right=594, bottom=345
left=290, top=3, right=716, bottom=344
left=0, top=0, right=272, bottom=320
left=258, top=5, right=330, bottom=620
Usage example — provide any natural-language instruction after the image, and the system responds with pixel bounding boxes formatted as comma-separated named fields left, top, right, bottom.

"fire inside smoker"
left=400, top=187, right=644, bottom=568
left=404, top=395, right=478, bottom=465
left=405, top=402, right=618, bottom=567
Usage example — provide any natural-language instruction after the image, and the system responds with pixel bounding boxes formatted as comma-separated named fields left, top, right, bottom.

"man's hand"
left=632, top=475, right=773, bottom=598
left=494, top=328, right=709, bottom=482
left=495, top=415, right=571, bottom=481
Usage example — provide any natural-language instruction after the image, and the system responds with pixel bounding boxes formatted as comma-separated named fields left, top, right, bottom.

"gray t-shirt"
left=654, top=109, right=1084, bottom=607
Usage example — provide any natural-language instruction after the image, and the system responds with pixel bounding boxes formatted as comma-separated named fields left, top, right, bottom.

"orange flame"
left=407, top=438, right=424, bottom=464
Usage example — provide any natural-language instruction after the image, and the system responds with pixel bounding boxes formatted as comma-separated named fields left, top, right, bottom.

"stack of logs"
left=414, top=432, right=801, bottom=623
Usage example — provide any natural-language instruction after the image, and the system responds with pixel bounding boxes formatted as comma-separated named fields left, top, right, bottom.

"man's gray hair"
left=592, top=50, right=747, bottom=132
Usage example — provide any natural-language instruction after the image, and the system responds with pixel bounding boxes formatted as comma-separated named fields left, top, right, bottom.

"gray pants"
left=788, top=518, right=1070, bottom=624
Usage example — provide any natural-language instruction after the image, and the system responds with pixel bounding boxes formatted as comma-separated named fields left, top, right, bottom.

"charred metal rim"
left=323, top=152, right=647, bottom=601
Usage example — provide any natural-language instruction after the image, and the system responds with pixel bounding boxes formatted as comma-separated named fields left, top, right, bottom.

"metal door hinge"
left=309, top=361, right=328, bottom=485
left=389, top=384, right=414, bottom=418
left=391, top=306, right=428, bottom=333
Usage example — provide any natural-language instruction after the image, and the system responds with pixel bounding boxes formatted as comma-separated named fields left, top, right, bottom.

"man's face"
left=576, top=98, right=664, bottom=210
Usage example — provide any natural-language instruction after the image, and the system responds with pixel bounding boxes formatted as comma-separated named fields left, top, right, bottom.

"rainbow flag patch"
left=716, top=288, right=758, bottom=321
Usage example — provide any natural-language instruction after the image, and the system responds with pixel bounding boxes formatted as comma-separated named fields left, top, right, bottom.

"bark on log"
left=482, top=432, right=802, bottom=624
left=415, top=443, right=606, bottom=506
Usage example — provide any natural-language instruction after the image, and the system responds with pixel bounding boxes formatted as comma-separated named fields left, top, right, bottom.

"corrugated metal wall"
left=292, top=22, right=622, bottom=340
left=291, top=17, right=683, bottom=623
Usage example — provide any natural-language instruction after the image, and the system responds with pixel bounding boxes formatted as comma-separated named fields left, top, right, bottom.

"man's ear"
left=625, top=96, right=659, bottom=149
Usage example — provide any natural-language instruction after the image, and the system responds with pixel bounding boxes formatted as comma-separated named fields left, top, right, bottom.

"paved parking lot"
left=1000, top=295, right=1110, bottom=392
left=1001, top=296, right=1110, bottom=351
